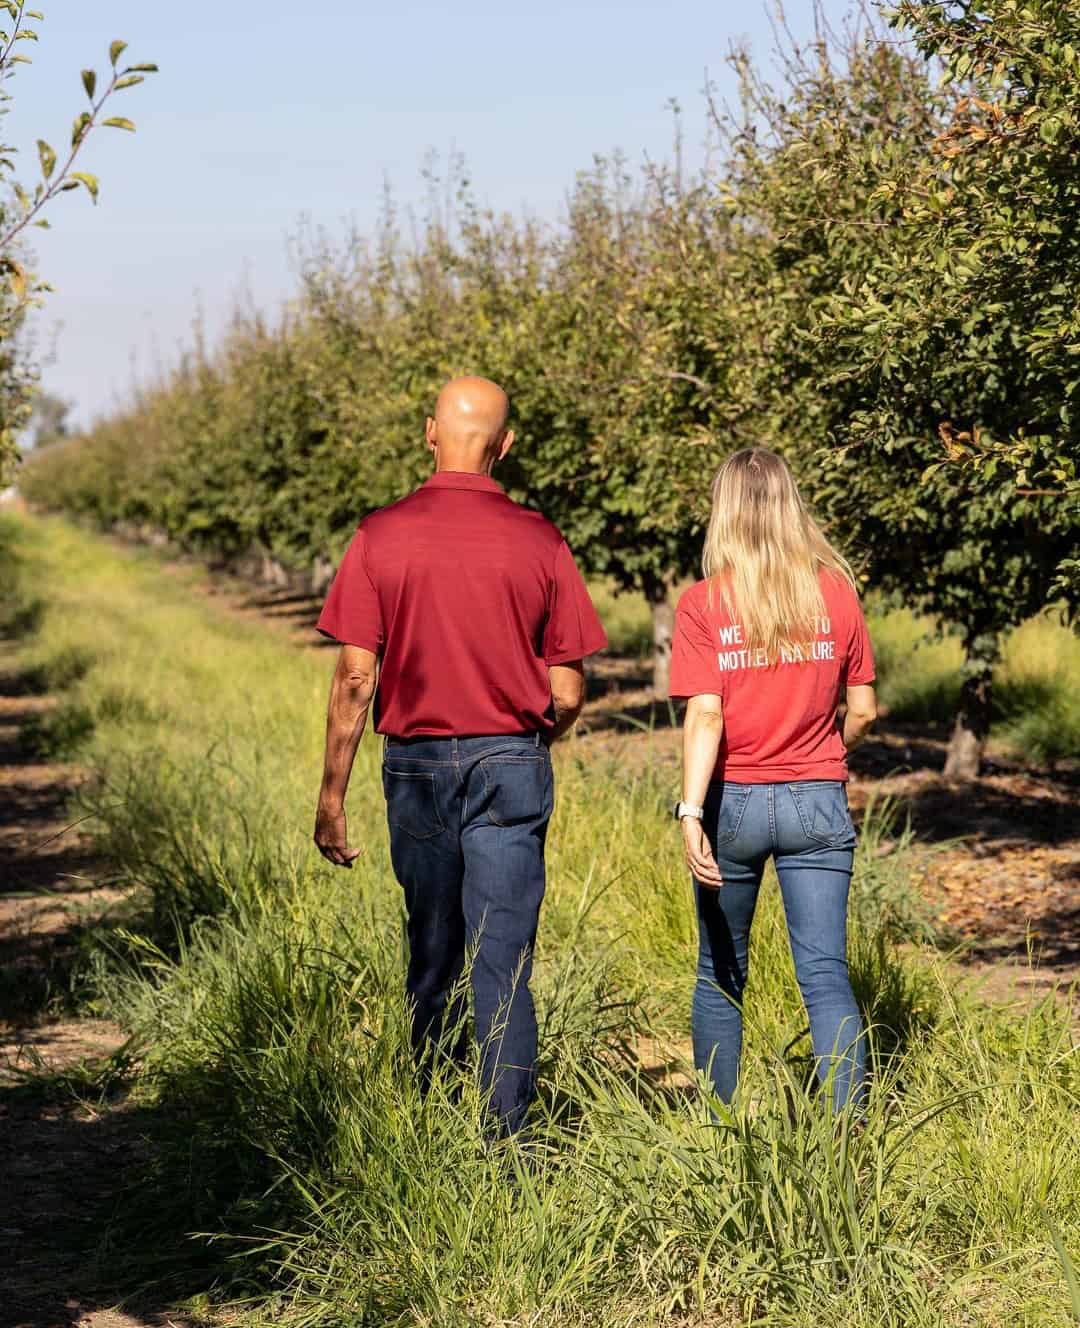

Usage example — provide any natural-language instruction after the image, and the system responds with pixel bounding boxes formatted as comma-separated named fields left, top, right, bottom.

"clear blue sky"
left=12, top=0, right=851, bottom=428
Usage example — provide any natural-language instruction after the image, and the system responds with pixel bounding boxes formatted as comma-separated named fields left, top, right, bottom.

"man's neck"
left=434, top=455, right=494, bottom=477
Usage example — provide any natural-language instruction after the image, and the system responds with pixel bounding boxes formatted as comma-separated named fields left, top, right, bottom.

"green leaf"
left=71, top=171, right=99, bottom=203
left=26, top=9, right=44, bottom=18
left=109, top=39, right=127, bottom=66
left=82, top=68, right=96, bottom=99
left=15, top=27, right=39, bottom=40
left=113, top=75, right=144, bottom=91
left=125, top=63, right=159, bottom=74
left=71, top=111, right=91, bottom=147
left=102, top=116, right=135, bottom=132
left=36, top=137, right=55, bottom=180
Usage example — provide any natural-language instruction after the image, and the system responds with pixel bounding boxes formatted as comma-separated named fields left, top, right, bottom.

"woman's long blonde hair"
left=703, top=447, right=855, bottom=661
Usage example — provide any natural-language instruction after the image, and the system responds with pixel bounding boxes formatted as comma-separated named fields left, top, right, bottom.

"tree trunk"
left=645, top=575, right=675, bottom=698
left=943, top=639, right=997, bottom=781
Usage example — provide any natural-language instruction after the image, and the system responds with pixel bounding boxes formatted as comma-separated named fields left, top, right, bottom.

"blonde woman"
left=669, top=447, right=878, bottom=1110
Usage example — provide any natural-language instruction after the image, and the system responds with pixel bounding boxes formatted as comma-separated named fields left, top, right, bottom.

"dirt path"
left=0, top=658, right=192, bottom=1328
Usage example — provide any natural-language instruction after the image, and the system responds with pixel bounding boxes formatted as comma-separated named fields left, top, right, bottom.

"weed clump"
left=19, top=701, right=96, bottom=759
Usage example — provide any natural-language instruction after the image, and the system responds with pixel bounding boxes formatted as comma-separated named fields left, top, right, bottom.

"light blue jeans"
left=692, top=780, right=866, bottom=1111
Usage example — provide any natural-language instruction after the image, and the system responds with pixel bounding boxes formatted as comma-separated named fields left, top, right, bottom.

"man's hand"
left=314, top=802, right=362, bottom=869
left=682, top=816, right=722, bottom=889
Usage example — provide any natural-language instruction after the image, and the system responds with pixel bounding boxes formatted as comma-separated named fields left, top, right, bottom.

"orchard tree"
left=723, top=8, right=1077, bottom=778
left=0, top=2, right=157, bottom=480
left=505, top=158, right=755, bottom=695
left=26, top=386, right=68, bottom=445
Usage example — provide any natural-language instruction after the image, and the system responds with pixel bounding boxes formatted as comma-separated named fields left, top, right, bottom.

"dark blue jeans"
left=693, top=780, right=866, bottom=1112
left=382, top=733, right=554, bottom=1136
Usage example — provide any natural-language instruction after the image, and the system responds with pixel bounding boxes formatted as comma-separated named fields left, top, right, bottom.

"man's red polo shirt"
left=317, top=472, right=608, bottom=737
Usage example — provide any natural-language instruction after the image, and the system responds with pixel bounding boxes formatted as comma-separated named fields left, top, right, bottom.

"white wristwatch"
left=674, top=801, right=705, bottom=822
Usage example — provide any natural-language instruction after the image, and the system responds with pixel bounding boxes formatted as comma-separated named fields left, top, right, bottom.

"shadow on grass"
left=0, top=1061, right=284, bottom=1328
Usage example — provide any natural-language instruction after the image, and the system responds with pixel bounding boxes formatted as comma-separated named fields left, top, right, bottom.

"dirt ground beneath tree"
left=0, top=680, right=192, bottom=1328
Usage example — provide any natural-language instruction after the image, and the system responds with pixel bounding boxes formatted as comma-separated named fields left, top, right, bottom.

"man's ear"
left=425, top=417, right=437, bottom=453
left=497, top=428, right=514, bottom=462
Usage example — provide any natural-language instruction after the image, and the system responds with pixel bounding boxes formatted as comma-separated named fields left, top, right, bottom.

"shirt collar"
left=422, top=471, right=505, bottom=495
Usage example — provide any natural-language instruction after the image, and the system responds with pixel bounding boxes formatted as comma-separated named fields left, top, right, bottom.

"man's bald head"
left=426, top=376, right=514, bottom=474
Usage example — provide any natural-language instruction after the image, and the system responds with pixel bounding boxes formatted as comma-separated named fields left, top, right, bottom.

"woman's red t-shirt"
left=669, top=570, right=875, bottom=783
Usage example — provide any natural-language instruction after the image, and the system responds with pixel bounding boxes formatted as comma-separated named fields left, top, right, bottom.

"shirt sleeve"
left=670, top=592, right=722, bottom=699
left=542, top=541, right=608, bottom=665
left=844, top=591, right=876, bottom=686
left=316, top=526, right=384, bottom=652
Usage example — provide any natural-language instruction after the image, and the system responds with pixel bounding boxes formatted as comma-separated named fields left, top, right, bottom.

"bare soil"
left=0, top=661, right=193, bottom=1328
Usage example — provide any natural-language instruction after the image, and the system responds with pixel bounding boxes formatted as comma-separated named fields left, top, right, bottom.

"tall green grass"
left=4, top=510, right=1079, bottom=1327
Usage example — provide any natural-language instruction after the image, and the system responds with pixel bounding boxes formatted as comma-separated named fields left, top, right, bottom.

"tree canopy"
left=20, top=1, right=1080, bottom=776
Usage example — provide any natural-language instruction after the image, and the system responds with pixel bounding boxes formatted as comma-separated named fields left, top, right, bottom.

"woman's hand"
left=682, top=816, right=722, bottom=888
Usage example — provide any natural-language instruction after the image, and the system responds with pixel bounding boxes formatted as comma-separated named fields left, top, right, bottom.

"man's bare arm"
left=314, top=644, right=379, bottom=868
left=548, top=661, right=586, bottom=741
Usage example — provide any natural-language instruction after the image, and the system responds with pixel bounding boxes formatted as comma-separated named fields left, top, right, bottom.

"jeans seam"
left=383, top=756, right=458, bottom=767
left=713, top=784, right=750, bottom=846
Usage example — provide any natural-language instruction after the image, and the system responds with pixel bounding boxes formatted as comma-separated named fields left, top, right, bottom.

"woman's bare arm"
left=843, top=683, right=878, bottom=751
left=681, top=693, right=724, bottom=888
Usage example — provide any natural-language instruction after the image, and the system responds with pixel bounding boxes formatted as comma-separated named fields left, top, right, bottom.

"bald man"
left=314, top=377, right=607, bottom=1136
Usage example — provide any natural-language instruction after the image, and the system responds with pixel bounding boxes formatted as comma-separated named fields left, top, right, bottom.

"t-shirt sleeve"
left=542, top=540, right=608, bottom=665
left=844, top=591, right=876, bottom=686
left=316, top=526, right=384, bottom=652
left=670, top=592, right=722, bottom=699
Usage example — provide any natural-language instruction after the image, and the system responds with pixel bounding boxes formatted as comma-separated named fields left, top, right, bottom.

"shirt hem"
left=712, top=763, right=850, bottom=784
left=316, top=625, right=382, bottom=652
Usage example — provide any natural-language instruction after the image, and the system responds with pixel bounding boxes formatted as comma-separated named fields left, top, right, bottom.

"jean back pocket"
left=383, top=767, right=445, bottom=840
left=789, top=781, right=855, bottom=848
left=479, top=753, right=552, bottom=827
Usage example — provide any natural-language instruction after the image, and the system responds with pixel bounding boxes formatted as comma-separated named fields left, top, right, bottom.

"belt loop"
left=533, top=732, right=540, bottom=747
left=452, top=736, right=458, bottom=761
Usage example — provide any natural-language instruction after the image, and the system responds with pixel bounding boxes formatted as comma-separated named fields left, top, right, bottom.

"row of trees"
left=22, top=0, right=1079, bottom=779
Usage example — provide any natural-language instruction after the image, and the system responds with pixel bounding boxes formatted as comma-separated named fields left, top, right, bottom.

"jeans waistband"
left=384, top=732, right=542, bottom=753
